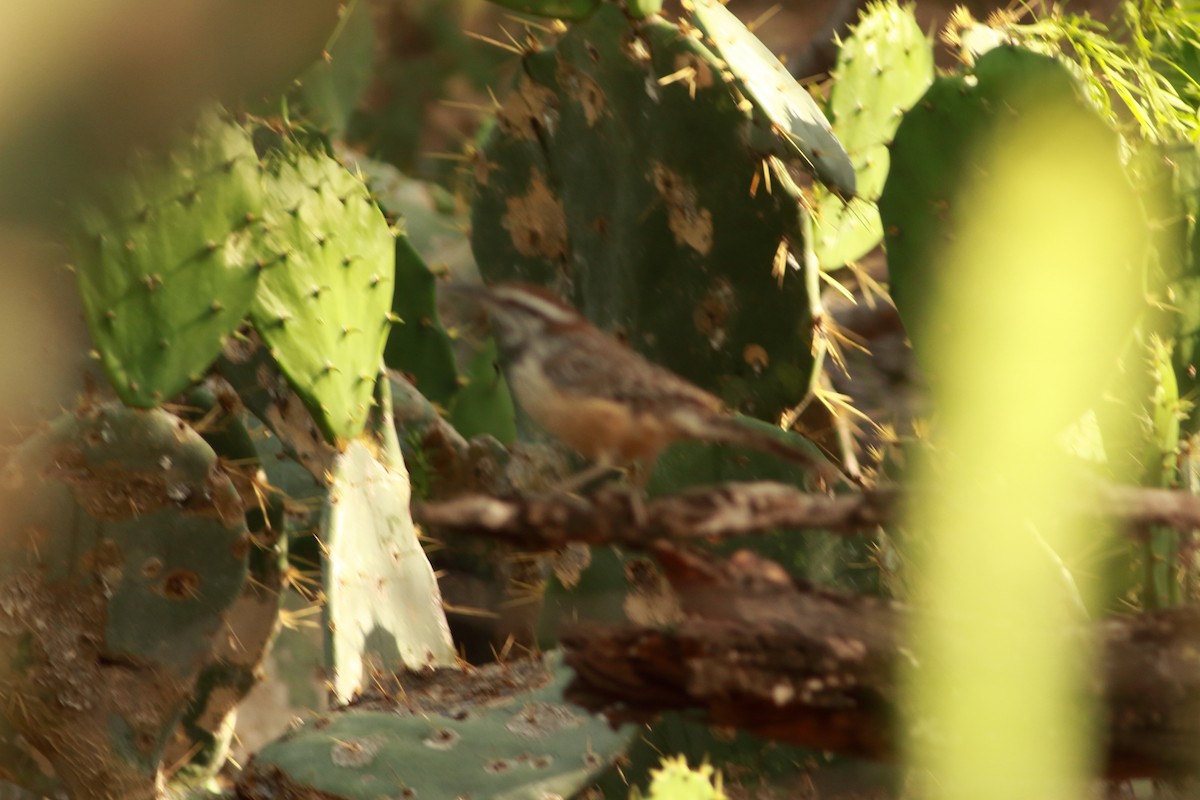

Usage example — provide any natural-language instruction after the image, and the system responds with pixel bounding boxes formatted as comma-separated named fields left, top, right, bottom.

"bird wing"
left=540, top=329, right=725, bottom=417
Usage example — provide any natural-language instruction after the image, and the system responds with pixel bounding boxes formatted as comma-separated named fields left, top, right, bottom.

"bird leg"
left=552, top=453, right=657, bottom=527
left=555, top=458, right=622, bottom=495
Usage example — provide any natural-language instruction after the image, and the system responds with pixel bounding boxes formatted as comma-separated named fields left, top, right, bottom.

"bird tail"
left=679, top=414, right=854, bottom=487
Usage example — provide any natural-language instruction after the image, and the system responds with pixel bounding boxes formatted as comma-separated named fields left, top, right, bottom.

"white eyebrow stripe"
left=492, top=289, right=579, bottom=325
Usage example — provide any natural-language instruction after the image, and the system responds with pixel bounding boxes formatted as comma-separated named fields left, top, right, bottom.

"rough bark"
left=559, top=545, right=1200, bottom=780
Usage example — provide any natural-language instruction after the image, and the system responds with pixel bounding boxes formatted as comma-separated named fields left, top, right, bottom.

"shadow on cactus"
left=0, top=402, right=250, bottom=800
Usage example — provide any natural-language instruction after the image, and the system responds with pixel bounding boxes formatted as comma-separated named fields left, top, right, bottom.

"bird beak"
left=441, top=283, right=503, bottom=333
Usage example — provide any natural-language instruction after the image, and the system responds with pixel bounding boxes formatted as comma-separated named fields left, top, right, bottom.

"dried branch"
left=415, top=480, right=1200, bottom=549
left=1099, top=483, right=1200, bottom=531
left=415, top=482, right=898, bottom=549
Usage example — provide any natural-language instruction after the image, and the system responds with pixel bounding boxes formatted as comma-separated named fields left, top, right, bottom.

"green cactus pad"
left=68, top=108, right=264, bottom=408
left=641, top=757, right=726, bottom=800
left=289, top=0, right=375, bottom=137
left=814, top=1, right=933, bottom=269
left=879, top=46, right=1099, bottom=363
left=0, top=403, right=249, bottom=799
left=240, top=653, right=632, bottom=800
left=449, top=339, right=518, bottom=444
left=322, top=440, right=456, bottom=704
left=472, top=5, right=816, bottom=419
left=691, top=0, right=854, bottom=196
left=386, top=235, right=461, bottom=404
left=251, top=142, right=395, bottom=444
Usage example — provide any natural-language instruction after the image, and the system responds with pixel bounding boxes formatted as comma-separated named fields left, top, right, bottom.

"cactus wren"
left=449, top=282, right=847, bottom=487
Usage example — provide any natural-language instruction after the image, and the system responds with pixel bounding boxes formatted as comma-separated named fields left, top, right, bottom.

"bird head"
left=445, top=282, right=582, bottom=359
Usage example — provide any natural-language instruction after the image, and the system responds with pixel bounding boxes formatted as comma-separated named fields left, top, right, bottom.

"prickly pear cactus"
left=880, top=46, right=1111, bottom=366
left=814, top=1, right=933, bottom=269
left=289, top=0, right=376, bottom=138
left=350, top=152, right=469, bottom=406
left=449, top=339, right=519, bottom=444
left=250, top=140, right=395, bottom=443
left=165, top=386, right=288, bottom=785
left=348, top=152, right=519, bottom=441
left=690, top=0, right=854, bottom=196
left=0, top=403, right=250, bottom=800
left=472, top=5, right=819, bottom=417
left=215, top=328, right=339, bottom=482
left=0, top=715, right=60, bottom=798
left=1164, top=144, right=1200, bottom=402
left=639, top=756, right=726, bottom=800
left=239, top=653, right=632, bottom=800
left=344, top=151, right=476, bottom=279
left=68, top=108, right=264, bottom=408
left=386, top=232, right=460, bottom=404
